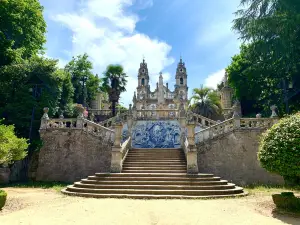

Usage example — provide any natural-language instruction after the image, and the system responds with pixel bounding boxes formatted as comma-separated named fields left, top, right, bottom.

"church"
left=132, top=58, right=189, bottom=111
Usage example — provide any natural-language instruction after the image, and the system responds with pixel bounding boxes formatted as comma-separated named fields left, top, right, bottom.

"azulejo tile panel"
left=131, top=120, right=181, bottom=148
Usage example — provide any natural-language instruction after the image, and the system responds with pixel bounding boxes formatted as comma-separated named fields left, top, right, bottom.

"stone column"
left=110, top=118, right=123, bottom=173
left=40, top=107, right=49, bottom=130
left=186, top=118, right=198, bottom=174
left=127, top=104, right=133, bottom=138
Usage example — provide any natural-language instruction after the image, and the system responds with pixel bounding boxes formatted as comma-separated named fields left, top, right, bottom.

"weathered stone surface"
left=36, top=129, right=112, bottom=182
left=197, top=129, right=284, bottom=185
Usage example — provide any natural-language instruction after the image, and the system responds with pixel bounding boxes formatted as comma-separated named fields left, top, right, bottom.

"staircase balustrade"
left=195, top=117, right=278, bottom=144
left=40, top=113, right=115, bottom=144
left=121, top=137, right=131, bottom=161
left=134, top=109, right=179, bottom=120
left=100, top=112, right=128, bottom=127
left=191, top=112, right=217, bottom=127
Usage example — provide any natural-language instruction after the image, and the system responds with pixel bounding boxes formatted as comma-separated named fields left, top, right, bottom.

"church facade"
left=132, top=58, right=189, bottom=110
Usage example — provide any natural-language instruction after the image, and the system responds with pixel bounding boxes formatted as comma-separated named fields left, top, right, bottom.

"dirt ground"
left=0, top=188, right=299, bottom=225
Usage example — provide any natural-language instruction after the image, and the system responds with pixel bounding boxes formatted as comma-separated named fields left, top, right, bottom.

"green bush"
left=258, top=113, right=300, bottom=185
left=0, top=189, right=7, bottom=210
left=0, top=121, right=28, bottom=165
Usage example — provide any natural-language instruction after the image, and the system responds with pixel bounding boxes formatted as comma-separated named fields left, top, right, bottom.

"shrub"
left=258, top=113, right=300, bottom=185
left=0, top=189, right=7, bottom=210
left=0, top=122, right=28, bottom=165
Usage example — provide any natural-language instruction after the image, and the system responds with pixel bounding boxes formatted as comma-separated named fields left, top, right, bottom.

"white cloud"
left=204, top=69, right=225, bottom=89
left=50, top=0, right=174, bottom=107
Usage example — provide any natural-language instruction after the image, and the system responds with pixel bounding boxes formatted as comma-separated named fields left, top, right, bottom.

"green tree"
left=65, top=54, right=100, bottom=107
left=0, top=122, right=28, bottom=165
left=189, top=85, right=222, bottom=119
left=102, top=64, right=128, bottom=93
left=230, top=0, right=300, bottom=114
left=0, top=0, right=47, bottom=66
left=0, top=56, right=73, bottom=141
left=258, top=113, right=300, bottom=186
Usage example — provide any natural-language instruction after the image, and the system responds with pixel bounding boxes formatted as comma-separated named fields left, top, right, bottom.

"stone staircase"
left=62, top=148, right=246, bottom=199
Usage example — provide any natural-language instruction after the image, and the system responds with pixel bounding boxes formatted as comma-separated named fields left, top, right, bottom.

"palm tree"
left=102, top=65, right=128, bottom=116
left=189, top=85, right=222, bottom=119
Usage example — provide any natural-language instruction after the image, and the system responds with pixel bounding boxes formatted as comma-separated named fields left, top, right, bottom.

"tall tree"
left=0, top=0, right=47, bottom=66
left=65, top=54, right=100, bottom=107
left=102, top=64, right=128, bottom=116
left=102, top=64, right=128, bottom=93
left=189, top=85, right=222, bottom=119
left=0, top=56, right=73, bottom=141
left=229, top=0, right=300, bottom=115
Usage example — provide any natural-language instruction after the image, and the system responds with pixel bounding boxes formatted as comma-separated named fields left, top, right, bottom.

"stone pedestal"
left=187, top=150, right=198, bottom=174
left=110, top=121, right=123, bottom=173
left=186, top=120, right=198, bottom=174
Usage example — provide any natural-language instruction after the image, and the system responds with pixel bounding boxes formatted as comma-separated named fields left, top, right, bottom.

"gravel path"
left=0, top=188, right=299, bottom=225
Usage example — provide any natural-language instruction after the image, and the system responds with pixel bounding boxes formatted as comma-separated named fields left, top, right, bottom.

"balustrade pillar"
left=110, top=119, right=123, bottom=173
left=186, top=119, right=198, bottom=174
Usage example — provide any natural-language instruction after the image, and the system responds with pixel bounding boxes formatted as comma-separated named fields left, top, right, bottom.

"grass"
left=0, top=181, right=69, bottom=192
left=244, top=184, right=300, bottom=196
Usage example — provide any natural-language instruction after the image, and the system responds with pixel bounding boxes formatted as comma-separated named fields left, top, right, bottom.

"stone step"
left=74, top=182, right=236, bottom=190
left=122, top=170, right=187, bottom=173
left=94, top=173, right=214, bottom=177
left=131, top=148, right=182, bottom=151
left=123, top=163, right=185, bottom=166
left=127, top=152, right=184, bottom=155
left=122, top=166, right=187, bottom=170
left=125, top=160, right=186, bottom=163
left=65, top=186, right=244, bottom=196
left=88, top=176, right=221, bottom=181
left=62, top=189, right=247, bottom=199
left=81, top=179, right=228, bottom=186
left=126, top=156, right=185, bottom=159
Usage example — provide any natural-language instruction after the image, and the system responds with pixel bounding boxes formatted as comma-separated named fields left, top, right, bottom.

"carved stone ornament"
left=270, top=105, right=278, bottom=118
left=42, top=107, right=49, bottom=119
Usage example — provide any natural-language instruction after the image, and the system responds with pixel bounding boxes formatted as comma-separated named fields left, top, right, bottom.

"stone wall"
left=197, top=129, right=284, bottom=185
left=36, top=129, right=112, bottom=182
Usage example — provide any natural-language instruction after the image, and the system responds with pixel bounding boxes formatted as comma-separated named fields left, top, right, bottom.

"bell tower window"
left=180, top=77, right=183, bottom=85
left=141, top=78, right=145, bottom=86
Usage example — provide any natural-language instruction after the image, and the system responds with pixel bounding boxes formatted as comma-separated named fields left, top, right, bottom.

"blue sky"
left=40, top=0, right=242, bottom=106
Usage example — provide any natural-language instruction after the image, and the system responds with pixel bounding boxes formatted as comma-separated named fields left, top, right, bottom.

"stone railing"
left=40, top=116, right=115, bottom=143
left=44, top=118, right=78, bottom=129
left=239, top=118, right=275, bottom=129
left=195, top=118, right=234, bottom=144
left=191, top=112, right=217, bottom=127
left=195, top=117, right=278, bottom=144
left=82, top=119, right=115, bottom=143
left=121, top=137, right=131, bottom=161
left=134, top=109, right=179, bottom=120
left=89, top=109, right=128, bottom=117
left=100, top=112, right=128, bottom=127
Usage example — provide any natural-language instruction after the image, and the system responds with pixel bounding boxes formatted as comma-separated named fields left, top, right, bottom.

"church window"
left=141, top=78, right=145, bottom=86
left=180, top=77, right=183, bottom=85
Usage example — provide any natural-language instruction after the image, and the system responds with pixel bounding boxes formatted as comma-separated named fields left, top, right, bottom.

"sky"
left=40, top=0, right=242, bottom=107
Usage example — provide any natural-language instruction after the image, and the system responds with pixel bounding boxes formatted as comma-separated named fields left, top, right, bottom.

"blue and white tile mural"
left=131, top=121, right=181, bottom=148
left=119, top=121, right=204, bottom=147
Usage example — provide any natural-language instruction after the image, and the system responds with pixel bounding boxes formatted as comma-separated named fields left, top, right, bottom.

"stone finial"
left=224, top=72, right=229, bottom=87
left=232, top=100, right=241, bottom=118
left=270, top=105, right=278, bottom=118
left=256, top=113, right=262, bottom=118
left=42, top=107, right=49, bottom=119
left=129, top=104, right=132, bottom=112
